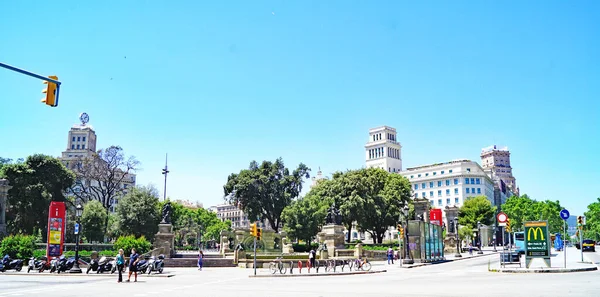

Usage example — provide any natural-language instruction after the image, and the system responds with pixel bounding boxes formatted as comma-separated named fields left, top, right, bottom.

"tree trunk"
left=376, top=232, right=384, bottom=244
left=346, top=224, right=352, bottom=242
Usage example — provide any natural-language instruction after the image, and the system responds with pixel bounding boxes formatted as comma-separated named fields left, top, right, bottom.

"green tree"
left=502, top=194, right=564, bottom=234
left=0, top=155, right=75, bottom=236
left=282, top=194, right=329, bottom=245
left=458, top=196, right=496, bottom=230
left=81, top=200, right=107, bottom=242
left=116, top=186, right=160, bottom=241
left=584, top=198, right=600, bottom=241
left=223, top=158, right=310, bottom=232
left=354, top=168, right=412, bottom=244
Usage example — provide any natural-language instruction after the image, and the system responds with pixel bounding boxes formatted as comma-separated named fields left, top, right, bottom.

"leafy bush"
left=0, top=234, right=36, bottom=259
left=113, top=235, right=151, bottom=254
left=292, top=243, right=319, bottom=253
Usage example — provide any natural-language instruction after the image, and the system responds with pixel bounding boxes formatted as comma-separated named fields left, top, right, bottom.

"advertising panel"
left=524, top=221, right=551, bottom=268
left=46, top=201, right=66, bottom=259
left=429, top=208, right=442, bottom=226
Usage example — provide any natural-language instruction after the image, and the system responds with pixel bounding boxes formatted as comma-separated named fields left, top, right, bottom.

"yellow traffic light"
left=41, top=75, right=58, bottom=107
left=256, top=228, right=262, bottom=241
left=397, top=224, right=402, bottom=233
left=250, top=223, right=257, bottom=236
left=400, top=228, right=404, bottom=238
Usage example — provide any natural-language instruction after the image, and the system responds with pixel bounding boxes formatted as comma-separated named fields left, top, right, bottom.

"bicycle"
left=269, top=257, right=287, bottom=274
left=353, top=258, right=371, bottom=271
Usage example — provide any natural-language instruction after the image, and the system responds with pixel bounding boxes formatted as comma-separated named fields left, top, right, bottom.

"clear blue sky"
left=1, top=1, right=598, bottom=215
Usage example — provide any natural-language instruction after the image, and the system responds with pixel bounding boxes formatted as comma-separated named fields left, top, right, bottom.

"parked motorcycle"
left=109, top=258, right=124, bottom=274
left=55, top=255, right=76, bottom=273
left=97, top=256, right=113, bottom=273
left=86, top=257, right=100, bottom=274
left=147, top=254, right=164, bottom=274
left=49, top=257, right=59, bottom=273
left=135, top=256, right=150, bottom=274
left=1, top=255, right=24, bottom=272
left=27, top=257, right=47, bottom=273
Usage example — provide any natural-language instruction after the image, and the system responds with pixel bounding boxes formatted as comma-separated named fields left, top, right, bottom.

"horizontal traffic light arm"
left=0, top=62, right=61, bottom=86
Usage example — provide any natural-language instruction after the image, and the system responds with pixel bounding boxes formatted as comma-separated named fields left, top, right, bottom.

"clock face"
left=80, top=113, right=89, bottom=124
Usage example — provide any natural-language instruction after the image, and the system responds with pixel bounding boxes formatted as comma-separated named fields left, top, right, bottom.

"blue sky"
left=1, top=1, right=598, bottom=215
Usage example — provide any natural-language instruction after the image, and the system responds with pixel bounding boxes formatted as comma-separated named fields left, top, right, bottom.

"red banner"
left=430, top=208, right=442, bottom=226
left=47, top=201, right=66, bottom=259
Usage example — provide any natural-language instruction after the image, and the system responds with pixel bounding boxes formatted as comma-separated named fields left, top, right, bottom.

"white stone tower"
left=365, top=126, right=402, bottom=173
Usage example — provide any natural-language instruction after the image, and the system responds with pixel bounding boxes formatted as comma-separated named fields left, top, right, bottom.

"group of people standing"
left=113, top=248, right=141, bottom=283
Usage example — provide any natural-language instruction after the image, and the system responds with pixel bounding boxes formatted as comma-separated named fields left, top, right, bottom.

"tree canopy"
left=0, top=155, right=75, bottom=236
left=161, top=200, right=231, bottom=247
left=223, top=158, right=310, bottom=232
left=81, top=200, right=107, bottom=242
left=501, top=194, right=564, bottom=234
left=458, top=196, right=496, bottom=230
left=306, top=168, right=412, bottom=244
left=116, top=186, right=160, bottom=241
left=281, top=193, right=329, bottom=245
left=583, top=198, right=600, bottom=241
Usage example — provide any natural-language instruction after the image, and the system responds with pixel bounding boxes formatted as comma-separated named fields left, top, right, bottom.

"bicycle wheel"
left=269, top=263, right=278, bottom=274
left=279, top=262, right=287, bottom=274
left=362, top=262, right=372, bottom=271
left=324, top=260, right=331, bottom=272
left=315, top=260, right=320, bottom=273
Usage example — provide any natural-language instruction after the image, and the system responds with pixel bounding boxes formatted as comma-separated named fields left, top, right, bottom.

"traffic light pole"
left=253, top=236, right=257, bottom=276
left=0, top=62, right=62, bottom=104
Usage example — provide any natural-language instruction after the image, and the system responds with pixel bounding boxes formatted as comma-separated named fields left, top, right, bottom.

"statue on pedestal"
left=325, top=204, right=343, bottom=225
left=161, top=202, right=172, bottom=224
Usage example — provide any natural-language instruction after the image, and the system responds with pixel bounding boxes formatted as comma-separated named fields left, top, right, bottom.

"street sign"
left=497, top=212, right=508, bottom=223
left=74, top=223, right=80, bottom=235
left=524, top=221, right=551, bottom=268
left=559, top=209, right=570, bottom=220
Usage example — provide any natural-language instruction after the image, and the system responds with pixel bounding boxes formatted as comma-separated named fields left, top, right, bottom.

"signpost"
left=559, top=209, right=570, bottom=268
left=524, top=221, right=551, bottom=268
left=74, top=223, right=80, bottom=235
left=46, top=201, right=66, bottom=261
left=496, top=212, right=508, bottom=250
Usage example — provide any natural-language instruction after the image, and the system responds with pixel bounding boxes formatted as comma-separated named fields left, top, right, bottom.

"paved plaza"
left=1, top=251, right=599, bottom=297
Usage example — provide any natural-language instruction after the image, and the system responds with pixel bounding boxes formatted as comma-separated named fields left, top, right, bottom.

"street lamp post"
left=402, top=205, right=413, bottom=265
left=454, top=217, right=461, bottom=258
left=477, top=221, right=484, bottom=255
left=70, top=203, right=83, bottom=273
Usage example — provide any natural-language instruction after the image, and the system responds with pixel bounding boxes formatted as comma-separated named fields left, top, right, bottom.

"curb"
left=0, top=272, right=176, bottom=278
left=489, top=267, right=597, bottom=273
left=398, top=252, right=497, bottom=268
left=249, top=270, right=386, bottom=278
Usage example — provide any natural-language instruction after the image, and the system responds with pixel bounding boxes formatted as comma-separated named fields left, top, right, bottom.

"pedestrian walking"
left=308, top=248, right=316, bottom=269
left=197, top=250, right=204, bottom=271
left=387, top=247, right=394, bottom=264
left=116, top=249, right=125, bottom=283
left=468, top=243, right=473, bottom=256
left=127, top=248, right=139, bottom=282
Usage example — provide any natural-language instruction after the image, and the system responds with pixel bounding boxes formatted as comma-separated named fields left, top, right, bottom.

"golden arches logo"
left=527, top=227, right=545, bottom=241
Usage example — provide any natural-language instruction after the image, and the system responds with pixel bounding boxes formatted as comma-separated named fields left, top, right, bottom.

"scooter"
left=49, top=257, right=59, bottom=273
left=1, top=256, right=24, bottom=272
left=86, top=257, right=99, bottom=274
left=56, top=255, right=76, bottom=273
left=135, top=256, right=150, bottom=274
left=27, top=257, right=47, bottom=273
left=147, top=254, right=165, bottom=274
left=109, top=258, right=123, bottom=274
left=97, top=256, right=113, bottom=273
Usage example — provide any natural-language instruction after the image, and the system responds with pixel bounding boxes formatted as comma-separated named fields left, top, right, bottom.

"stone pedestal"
left=354, top=243, right=363, bottom=258
left=153, top=224, right=174, bottom=257
left=320, top=224, right=345, bottom=254
left=413, top=198, right=430, bottom=222
left=220, top=230, right=232, bottom=255
left=279, top=231, right=294, bottom=254
left=0, top=179, right=11, bottom=238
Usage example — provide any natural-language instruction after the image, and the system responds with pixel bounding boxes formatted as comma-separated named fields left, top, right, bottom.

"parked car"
left=582, top=240, right=596, bottom=252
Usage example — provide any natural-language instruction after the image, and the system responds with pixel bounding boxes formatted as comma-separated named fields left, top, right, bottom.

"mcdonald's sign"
left=524, top=221, right=550, bottom=258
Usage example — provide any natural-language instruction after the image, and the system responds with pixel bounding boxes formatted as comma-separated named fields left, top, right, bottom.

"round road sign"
left=560, top=209, right=570, bottom=220
left=497, top=212, right=508, bottom=223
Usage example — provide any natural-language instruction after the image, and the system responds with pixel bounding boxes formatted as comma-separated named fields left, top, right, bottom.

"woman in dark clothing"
left=127, top=248, right=139, bottom=282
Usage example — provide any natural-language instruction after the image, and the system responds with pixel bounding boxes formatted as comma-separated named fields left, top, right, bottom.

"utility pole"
left=162, top=153, right=169, bottom=201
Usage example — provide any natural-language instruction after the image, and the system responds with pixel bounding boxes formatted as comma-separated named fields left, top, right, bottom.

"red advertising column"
left=429, top=208, right=443, bottom=226
left=47, top=201, right=66, bottom=260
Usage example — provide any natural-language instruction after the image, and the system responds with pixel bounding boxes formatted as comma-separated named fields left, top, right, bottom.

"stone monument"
left=444, top=206, right=459, bottom=253
left=317, top=204, right=345, bottom=259
left=413, top=198, right=430, bottom=222
left=0, top=179, right=11, bottom=237
left=153, top=201, right=175, bottom=257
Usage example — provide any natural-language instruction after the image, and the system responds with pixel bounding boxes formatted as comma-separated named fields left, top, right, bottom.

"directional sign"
left=497, top=212, right=508, bottom=223
left=559, top=209, right=570, bottom=220
left=74, top=223, right=80, bottom=235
